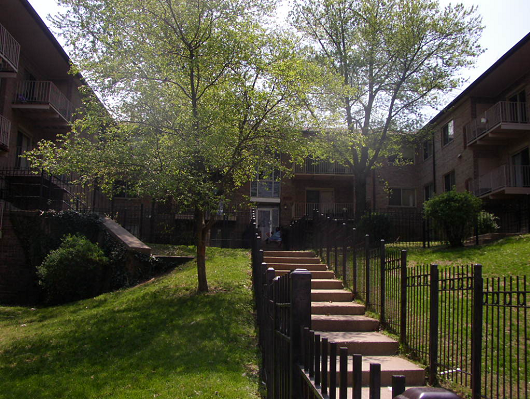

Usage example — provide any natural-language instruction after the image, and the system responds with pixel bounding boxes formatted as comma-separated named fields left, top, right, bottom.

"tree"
left=423, top=190, right=481, bottom=247
left=290, top=0, right=483, bottom=214
left=27, top=0, right=312, bottom=292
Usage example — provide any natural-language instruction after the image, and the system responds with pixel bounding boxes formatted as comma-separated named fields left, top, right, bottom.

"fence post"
left=334, top=219, right=339, bottom=275
left=352, top=228, right=357, bottom=296
left=380, top=239, right=386, bottom=326
left=365, top=234, right=371, bottom=308
left=342, top=222, right=347, bottom=286
left=265, top=268, right=276, bottom=398
left=290, top=269, right=312, bottom=399
left=471, top=264, right=483, bottom=399
left=429, top=264, right=439, bottom=386
left=326, top=217, right=331, bottom=268
left=400, top=250, right=408, bottom=346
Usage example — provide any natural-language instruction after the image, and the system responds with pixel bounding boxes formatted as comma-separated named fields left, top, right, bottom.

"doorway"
left=511, top=147, right=530, bottom=187
left=257, top=207, right=279, bottom=241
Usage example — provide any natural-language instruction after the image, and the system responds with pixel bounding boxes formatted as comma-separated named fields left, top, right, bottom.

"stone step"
left=264, top=251, right=315, bottom=257
left=264, top=256, right=321, bottom=264
left=328, top=356, right=425, bottom=386
left=275, top=270, right=335, bottom=279
left=312, top=315, right=379, bottom=332
left=311, top=289, right=353, bottom=302
left=267, top=263, right=329, bottom=272
left=314, top=331, right=399, bottom=356
left=312, top=279, right=344, bottom=289
left=311, top=301, right=366, bottom=315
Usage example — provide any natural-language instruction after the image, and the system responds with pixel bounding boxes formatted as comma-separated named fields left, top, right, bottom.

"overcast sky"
left=27, top=0, right=530, bottom=107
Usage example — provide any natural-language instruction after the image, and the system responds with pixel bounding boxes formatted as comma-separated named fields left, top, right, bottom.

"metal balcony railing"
left=13, top=81, right=73, bottom=122
left=0, top=23, right=20, bottom=73
left=294, top=158, right=353, bottom=175
left=292, top=202, right=354, bottom=219
left=465, top=101, right=529, bottom=144
left=474, top=165, right=530, bottom=196
left=0, top=114, right=11, bottom=149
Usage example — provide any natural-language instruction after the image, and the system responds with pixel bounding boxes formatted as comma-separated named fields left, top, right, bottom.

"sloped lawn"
left=0, top=247, right=260, bottom=399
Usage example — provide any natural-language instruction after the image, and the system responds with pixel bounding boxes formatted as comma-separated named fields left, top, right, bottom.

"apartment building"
left=251, top=31, right=530, bottom=237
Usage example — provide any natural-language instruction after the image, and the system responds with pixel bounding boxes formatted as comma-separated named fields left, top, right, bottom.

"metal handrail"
left=465, top=101, right=529, bottom=144
left=474, top=165, right=530, bottom=196
left=0, top=23, right=20, bottom=72
left=294, top=158, right=353, bottom=175
left=13, top=81, right=73, bottom=122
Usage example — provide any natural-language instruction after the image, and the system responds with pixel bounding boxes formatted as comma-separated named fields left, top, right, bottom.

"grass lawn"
left=405, top=234, right=530, bottom=276
left=0, top=247, right=260, bottom=399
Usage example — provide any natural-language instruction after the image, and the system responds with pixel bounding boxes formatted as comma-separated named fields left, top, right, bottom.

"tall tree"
left=290, top=0, right=483, bottom=213
left=28, top=0, right=311, bottom=292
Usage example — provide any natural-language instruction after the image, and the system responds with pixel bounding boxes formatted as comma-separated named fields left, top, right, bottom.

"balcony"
left=0, top=23, right=20, bottom=78
left=12, top=81, right=73, bottom=127
left=294, top=158, right=353, bottom=177
left=0, top=114, right=11, bottom=151
left=292, top=202, right=354, bottom=219
left=465, top=101, right=530, bottom=146
left=473, top=165, right=530, bottom=198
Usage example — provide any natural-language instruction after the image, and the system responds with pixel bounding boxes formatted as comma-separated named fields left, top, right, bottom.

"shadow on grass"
left=0, top=260, right=258, bottom=398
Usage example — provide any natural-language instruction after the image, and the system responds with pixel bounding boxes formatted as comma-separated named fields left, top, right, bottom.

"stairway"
left=263, top=250, right=425, bottom=398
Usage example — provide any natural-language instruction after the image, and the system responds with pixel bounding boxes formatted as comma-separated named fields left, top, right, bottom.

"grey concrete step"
left=329, top=355, right=425, bottom=386
left=275, top=270, right=335, bottom=279
left=311, top=289, right=353, bottom=302
left=312, top=279, right=344, bottom=289
left=264, top=256, right=321, bottom=264
left=314, top=331, right=399, bottom=356
left=264, top=251, right=315, bottom=257
left=311, top=315, right=379, bottom=332
left=267, top=263, right=329, bottom=271
left=312, top=301, right=365, bottom=315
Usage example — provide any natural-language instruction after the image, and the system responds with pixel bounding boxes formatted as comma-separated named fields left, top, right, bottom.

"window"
left=444, top=171, right=456, bottom=192
left=389, top=188, right=416, bottom=207
left=442, top=120, right=454, bottom=146
left=15, top=132, right=32, bottom=169
left=423, top=139, right=433, bottom=160
left=251, top=169, right=281, bottom=198
left=424, top=183, right=434, bottom=201
left=388, top=146, right=415, bottom=165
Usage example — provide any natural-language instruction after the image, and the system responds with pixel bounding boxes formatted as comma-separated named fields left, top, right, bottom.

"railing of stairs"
left=251, top=220, right=418, bottom=399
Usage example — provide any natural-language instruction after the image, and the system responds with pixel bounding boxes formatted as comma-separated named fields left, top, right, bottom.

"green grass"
left=0, top=247, right=260, bottom=399
left=405, top=234, right=530, bottom=276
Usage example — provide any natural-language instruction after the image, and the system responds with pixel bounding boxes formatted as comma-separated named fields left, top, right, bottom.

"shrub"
left=37, top=234, right=109, bottom=304
left=423, top=190, right=481, bottom=247
left=477, top=211, right=500, bottom=234
left=357, top=212, right=391, bottom=242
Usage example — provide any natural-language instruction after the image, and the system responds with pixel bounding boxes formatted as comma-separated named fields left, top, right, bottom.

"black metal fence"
left=251, top=227, right=414, bottom=399
left=289, top=216, right=529, bottom=399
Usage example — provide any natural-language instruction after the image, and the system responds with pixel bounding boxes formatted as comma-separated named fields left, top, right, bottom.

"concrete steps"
left=263, top=250, right=426, bottom=389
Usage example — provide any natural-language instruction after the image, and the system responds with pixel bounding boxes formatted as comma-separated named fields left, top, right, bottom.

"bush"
left=423, top=190, right=481, bottom=247
left=477, top=211, right=500, bottom=234
left=357, top=212, right=391, bottom=242
left=37, top=234, right=109, bottom=304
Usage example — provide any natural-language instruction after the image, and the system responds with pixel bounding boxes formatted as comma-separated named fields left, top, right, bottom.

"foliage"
left=357, top=212, right=391, bottom=242
left=289, top=0, right=483, bottom=213
left=0, top=248, right=260, bottom=398
left=423, top=190, right=482, bottom=247
left=27, top=0, right=315, bottom=292
left=37, top=234, right=109, bottom=304
left=477, top=211, right=499, bottom=235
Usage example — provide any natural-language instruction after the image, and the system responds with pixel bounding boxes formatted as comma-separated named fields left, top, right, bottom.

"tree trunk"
left=195, top=207, right=209, bottom=293
left=354, top=170, right=368, bottom=217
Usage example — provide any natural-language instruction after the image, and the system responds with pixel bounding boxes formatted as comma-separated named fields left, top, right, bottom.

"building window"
left=444, top=171, right=456, bottom=192
left=388, top=146, right=415, bottom=165
left=389, top=188, right=416, bottom=207
left=15, top=132, right=32, bottom=169
left=424, top=183, right=434, bottom=201
left=423, top=139, right=433, bottom=160
left=251, top=169, right=281, bottom=198
left=442, top=120, right=454, bottom=146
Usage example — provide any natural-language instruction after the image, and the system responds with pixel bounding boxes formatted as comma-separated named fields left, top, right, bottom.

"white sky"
left=28, top=0, right=530, bottom=107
